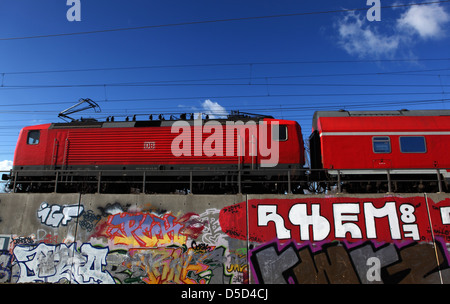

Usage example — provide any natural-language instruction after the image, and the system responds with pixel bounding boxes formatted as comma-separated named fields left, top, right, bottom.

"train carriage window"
left=399, top=136, right=426, bottom=153
left=27, top=130, right=40, bottom=145
left=272, top=125, right=288, bottom=141
left=373, top=136, right=391, bottom=153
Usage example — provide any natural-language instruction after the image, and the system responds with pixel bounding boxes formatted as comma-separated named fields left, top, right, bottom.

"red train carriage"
left=309, top=110, right=450, bottom=192
left=10, top=113, right=305, bottom=193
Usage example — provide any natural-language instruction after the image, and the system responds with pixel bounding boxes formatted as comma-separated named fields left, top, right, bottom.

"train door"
left=372, top=136, right=392, bottom=169
left=50, top=131, right=69, bottom=169
left=238, top=124, right=258, bottom=169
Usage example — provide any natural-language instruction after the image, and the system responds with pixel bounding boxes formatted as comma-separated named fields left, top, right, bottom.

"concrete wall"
left=0, top=192, right=449, bottom=284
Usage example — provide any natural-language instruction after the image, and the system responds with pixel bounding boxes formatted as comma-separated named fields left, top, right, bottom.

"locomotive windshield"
left=273, top=125, right=288, bottom=141
left=27, top=130, right=40, bottom=145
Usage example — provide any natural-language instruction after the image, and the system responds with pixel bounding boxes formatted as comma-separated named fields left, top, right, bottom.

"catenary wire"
left=0, top=1, right=449, bottom=41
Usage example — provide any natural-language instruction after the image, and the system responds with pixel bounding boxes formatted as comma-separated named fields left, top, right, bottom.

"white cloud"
left=336, top=12, right=400, bottom=58
left=201, top=99, right=228, bottom=118
left=0, top=160, right=12, bottom=171
left=335, top=4, right=449, bottom=58
left=397, top=4, right=450, bottom=39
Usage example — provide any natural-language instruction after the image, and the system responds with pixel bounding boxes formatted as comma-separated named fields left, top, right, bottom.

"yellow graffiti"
left=105, top=212, right=187, bottom=247
left=125, top=248, right=211, bottom=284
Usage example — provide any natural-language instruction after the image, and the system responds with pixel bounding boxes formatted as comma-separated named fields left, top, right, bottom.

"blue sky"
left=0, top=0, right=449, bottom=169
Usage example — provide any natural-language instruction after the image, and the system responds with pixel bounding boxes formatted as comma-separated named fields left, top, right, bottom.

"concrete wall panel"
left=1, top=192, right=450, bottom=284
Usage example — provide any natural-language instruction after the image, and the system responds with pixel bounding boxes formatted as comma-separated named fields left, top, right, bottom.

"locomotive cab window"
left=400, top=136, right=426, bottom=153
left=373, top=136, right=391, bottom=153
left=272, top=125, right=288, bottom=141
left=27, top=130, right=40, bottom=145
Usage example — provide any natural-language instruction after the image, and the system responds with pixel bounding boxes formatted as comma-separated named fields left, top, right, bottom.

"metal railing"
left=2, top=167, right=449, bottom=194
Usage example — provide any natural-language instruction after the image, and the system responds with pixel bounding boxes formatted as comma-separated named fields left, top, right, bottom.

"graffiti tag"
left=37, top=202, right=84, bottom=228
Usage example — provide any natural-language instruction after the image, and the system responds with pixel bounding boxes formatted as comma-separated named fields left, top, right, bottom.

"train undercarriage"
left=4, top=167, right=305, bottom=195
left=4, top=167, right=449, bottom=194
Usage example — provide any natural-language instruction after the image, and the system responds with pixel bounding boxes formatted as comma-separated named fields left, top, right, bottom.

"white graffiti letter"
left=399, top=204, right=416, bottom=223
left=14, top=243, right=114, bottom=284
left=364, top=202, right=400, bottom=239
left=258, top=205, right=291, bottom=239
left=77, top=244, right=115, bottom=284
left=333, top=203, right=362, bottom=239
left=440, top=207, right=450, bottom=224
left=289, top=204, right=330, bottom=241
left=37, top=202, right=84, bottom=227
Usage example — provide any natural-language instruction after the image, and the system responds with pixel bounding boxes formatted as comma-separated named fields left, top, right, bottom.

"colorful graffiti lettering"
left=13, top=242, right=114, bottom=284
left=4, top=194, right=450, bottom=285
left=94, top=212, right=204, bottom=247
left=250, top=239, right=450, bottom=284
left=220, top=197, right=440, bottom=243
left=107, top=246, right=233, bottom=284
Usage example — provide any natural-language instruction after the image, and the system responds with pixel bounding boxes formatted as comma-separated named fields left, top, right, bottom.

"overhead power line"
left=2, top=59, right=449, bottom=76
left=0, top=98, right=449, bottom=118
left=0, top=1, right=449, bottom=41
left=0, top=94, right=448, bottom=110
left=1, top=81, right=449, bottom=90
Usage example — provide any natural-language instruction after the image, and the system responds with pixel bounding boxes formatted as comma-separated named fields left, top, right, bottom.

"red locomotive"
left=5, top=103, right=450, bottom=194
left=9, top=110, right=305, bottom=193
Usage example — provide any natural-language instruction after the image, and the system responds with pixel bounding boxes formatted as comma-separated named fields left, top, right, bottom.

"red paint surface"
left=14, top=119, right=304, bottom=168
left=316, top=115, right=450, bottom=169
left=219, top=197, right=450, bottom=244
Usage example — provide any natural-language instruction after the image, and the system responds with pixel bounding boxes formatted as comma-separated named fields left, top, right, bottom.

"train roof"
left=48, top=115, right=280, bottom=130
left=312, top=109, right=450, bottom=131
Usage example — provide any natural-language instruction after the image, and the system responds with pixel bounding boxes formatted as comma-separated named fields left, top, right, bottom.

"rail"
left=2, top=167, right=449, bottom=194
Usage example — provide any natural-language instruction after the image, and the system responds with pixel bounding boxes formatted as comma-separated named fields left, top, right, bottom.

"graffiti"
left=0, top=251, right=12, bottom=283
left=79, top=210, right=102, bottom=232
left=11, top=234, right=35, bottom=246
left=198, top=208, right=228, bottom=245
left=126, top=247, right=210, bottom=284
left=191, top=240, right=214, bottom=254
left=220, top=197, right=433, bottom=244
left=97, top=202, right=131, bottom=217
left=115, top=246, right=233, bottom=284
left=0, top=236, right=10, bottom=251
left=95, top=212, right=204, bottom=247
left=37, top=202, right=84, bottom=228
left=13, top=242, right=114, bottom=284
left=36, top=229, right=58, bottom=244
left=5, top=194, right=450, bottom=285
left=250, top=239, right=450, bottom=284
left=227, top=247, right=248, bottom=273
